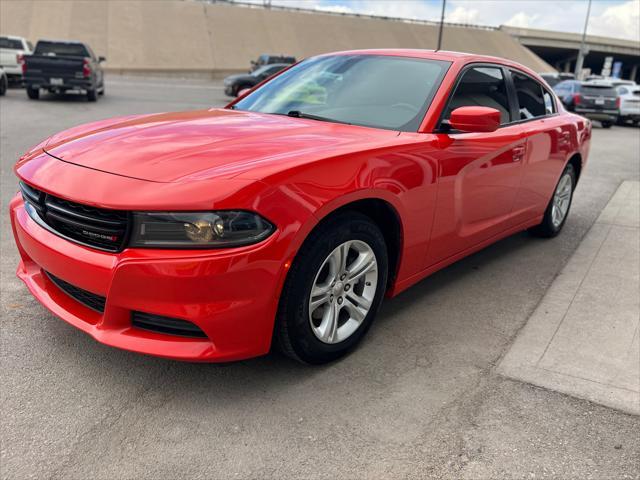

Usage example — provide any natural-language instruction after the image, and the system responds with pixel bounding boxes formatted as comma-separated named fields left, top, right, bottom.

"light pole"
left=574, top=0, right=592, bottom=80
left=436, top=0, right=446, bottom=51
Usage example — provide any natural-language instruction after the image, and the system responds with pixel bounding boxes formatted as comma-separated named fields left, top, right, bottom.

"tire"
left=275, top=211, right=388, bottom=364
left=98, top=84, right=105, bottom=96
left=601, top=121, right=612, bottom=128
left=234, top=83, right=251, bottom=97
left=26, top=86, right=39, bottom=100
left=529, top=163, right=576, bottom=238
left=0, top=76, right=6, bottom=96
left=87, top=89, right=98, bottom=102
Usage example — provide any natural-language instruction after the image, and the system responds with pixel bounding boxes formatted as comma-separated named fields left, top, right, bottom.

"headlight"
left=129, top=211, right=275, bottom=248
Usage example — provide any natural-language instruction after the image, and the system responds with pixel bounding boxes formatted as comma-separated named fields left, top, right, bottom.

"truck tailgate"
left=24, top=55, right=84, bottom=79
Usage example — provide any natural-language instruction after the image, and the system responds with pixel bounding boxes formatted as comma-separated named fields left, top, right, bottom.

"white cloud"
left=588, top=1, right=640, bottom=42
left=446, top=6, right=480, bottom=25
left=504, top=12, right=540, bottom=29
left=238, top=0, right=640, bottom=41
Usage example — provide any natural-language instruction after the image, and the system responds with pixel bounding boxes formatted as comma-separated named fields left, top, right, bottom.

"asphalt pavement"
left=1, top=76, right=639, bottom=479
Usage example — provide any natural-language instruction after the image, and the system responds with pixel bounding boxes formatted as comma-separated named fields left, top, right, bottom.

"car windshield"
left=581, top=85, right=617, bottom=97
left=34, top=41, right=89, bottom=57
left=233, top=54, right=451, bottom=132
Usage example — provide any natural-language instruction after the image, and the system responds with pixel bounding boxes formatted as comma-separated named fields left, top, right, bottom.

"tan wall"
left=0, top=0, right=554, bottom=76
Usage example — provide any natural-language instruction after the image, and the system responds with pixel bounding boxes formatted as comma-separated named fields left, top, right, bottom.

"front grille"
left=20, top=182, right=130, bottom=252
left=44, top=271, right=106, bottom=313
left=131, top=311, right=208, bottom=338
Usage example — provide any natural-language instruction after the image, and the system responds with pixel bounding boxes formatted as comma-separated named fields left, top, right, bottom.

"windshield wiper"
left=286, top=110, right=352, bottom=125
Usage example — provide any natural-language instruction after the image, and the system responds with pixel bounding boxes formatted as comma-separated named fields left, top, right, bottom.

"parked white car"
left=616, top=84, right=640, bottom=126
left=0, top=67, right=7, bottom=96
left=0, top=35, right=33, bottom=84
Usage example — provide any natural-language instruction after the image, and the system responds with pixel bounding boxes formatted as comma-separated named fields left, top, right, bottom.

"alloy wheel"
left=308, top=240, right=378, bottom=344
left=551, top=172, right=573, bottom=228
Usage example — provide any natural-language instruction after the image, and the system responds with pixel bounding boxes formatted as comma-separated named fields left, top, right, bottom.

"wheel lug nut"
left=345, top=284, right=350, bottom=291
left=337, top=297, right=343, bottom=304
left=340, top=274, right=346, bottom=280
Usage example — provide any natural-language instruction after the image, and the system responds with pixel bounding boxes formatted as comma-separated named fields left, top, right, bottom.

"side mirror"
left=449, top=106, right=501, bottom=133
left=98, top=56, right=106, bottom=63
left=237, top=88, right=251, bottom=97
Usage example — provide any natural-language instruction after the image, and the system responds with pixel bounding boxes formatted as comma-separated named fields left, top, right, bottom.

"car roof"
left=36, top=39, right=85, bottom=45
left=314, top=49, right=541, bottom=77
left=582, top=80, right=616, bottom=87
left=0, top=35, right=26, bottom=40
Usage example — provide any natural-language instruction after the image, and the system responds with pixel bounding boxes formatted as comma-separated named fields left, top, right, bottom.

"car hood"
left=39, top=109, right=399, bottom=183
left=225, top=74, right=252, bottom=82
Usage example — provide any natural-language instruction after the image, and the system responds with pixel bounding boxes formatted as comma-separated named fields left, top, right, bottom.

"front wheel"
left=529, top=164, right=576, bottom=238
left=275, top=212, right=388, bottom=364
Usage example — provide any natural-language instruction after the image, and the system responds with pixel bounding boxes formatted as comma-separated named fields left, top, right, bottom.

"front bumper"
left=9, top=194, right=283, bottom=362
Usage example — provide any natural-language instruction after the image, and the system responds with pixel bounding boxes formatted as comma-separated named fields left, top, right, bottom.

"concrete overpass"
left=1, top=0, right=552, bottom=77
left=501, top=26, right=640, bottom=81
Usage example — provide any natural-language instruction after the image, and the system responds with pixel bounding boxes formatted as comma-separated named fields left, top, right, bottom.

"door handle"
left=512, top=145, right=526, bottom=162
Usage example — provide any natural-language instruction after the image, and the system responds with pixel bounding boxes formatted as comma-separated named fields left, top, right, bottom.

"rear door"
left=508, top=70, right=571, bottom=222
left=425, top=64, right=527, bottom=265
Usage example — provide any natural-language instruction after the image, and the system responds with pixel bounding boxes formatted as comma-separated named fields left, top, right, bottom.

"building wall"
left=1, top=0, right=554, bottom=76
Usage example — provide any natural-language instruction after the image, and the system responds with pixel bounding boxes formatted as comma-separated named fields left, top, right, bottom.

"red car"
left=10, top=50, right=591, bottom=364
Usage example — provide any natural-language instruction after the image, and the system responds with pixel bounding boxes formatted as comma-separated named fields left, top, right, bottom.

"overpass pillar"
left=631, top=64, right=638, bottom=82
left=564, top=61, right=572, bottom=73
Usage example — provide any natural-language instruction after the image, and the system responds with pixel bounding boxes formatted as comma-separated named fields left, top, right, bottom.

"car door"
left=424, top=65, right=527, bottom=266
left=509, top=70, right=571, bottom=222
left=86, top=46, right=103, bottom=87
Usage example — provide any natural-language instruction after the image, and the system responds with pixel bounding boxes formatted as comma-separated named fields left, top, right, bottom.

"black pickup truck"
left=22, top=40, right=105, bottom=101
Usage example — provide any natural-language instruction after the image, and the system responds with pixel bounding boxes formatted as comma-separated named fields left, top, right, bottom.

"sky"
left=239, top=0, right=640, bottom=42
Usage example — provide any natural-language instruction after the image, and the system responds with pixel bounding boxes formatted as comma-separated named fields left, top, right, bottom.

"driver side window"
left=445, top=66, right=511, bottom=124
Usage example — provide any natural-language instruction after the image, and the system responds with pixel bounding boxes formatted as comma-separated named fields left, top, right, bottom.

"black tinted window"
left=445, top=66, right=511, bottom=124
left=0, top=37, right=23, bottom=49
left=34, top=41, right=89, bottom=57
left=543, top=89, right=555, bottom=114
left=582, top=85, right=617, bottom=97
left=512, top=72, right=546, bottom=119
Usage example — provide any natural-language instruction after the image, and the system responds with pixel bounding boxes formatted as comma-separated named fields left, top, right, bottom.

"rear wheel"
left=26, top=87, right=39, bottom=100
left=601, top=120, right=613, bottom=128
left=234, top=83, right=251, bottom=97
left=275, top=212, right=388, bottom=364
left=0, top=75, right=7, bottom=96
left=529, top=163, right=576, bottom=238
left=87, top=89, right=98, bottom=102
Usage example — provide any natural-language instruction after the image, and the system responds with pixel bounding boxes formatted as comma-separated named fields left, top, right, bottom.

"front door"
left=424, top=65, right=527, bottom=266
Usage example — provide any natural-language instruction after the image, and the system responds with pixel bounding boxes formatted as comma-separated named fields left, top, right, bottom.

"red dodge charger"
left=10, top=50, right=591, bottom=364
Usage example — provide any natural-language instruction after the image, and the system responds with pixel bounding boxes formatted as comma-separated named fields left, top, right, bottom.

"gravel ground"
left=1, top=76, right=639, bottom=479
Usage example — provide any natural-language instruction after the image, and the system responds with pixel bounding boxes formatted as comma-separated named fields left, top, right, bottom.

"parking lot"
left=1, top=77, right=639, bottom=479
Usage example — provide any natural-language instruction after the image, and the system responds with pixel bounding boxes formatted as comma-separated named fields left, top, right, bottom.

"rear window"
left=34, top=41, right=89, bottom=57
left=581, top=85, right=617, bottom=97
left=512, top=71, right=546, bottom=119
left=0, top=37, right=23, bottom=50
